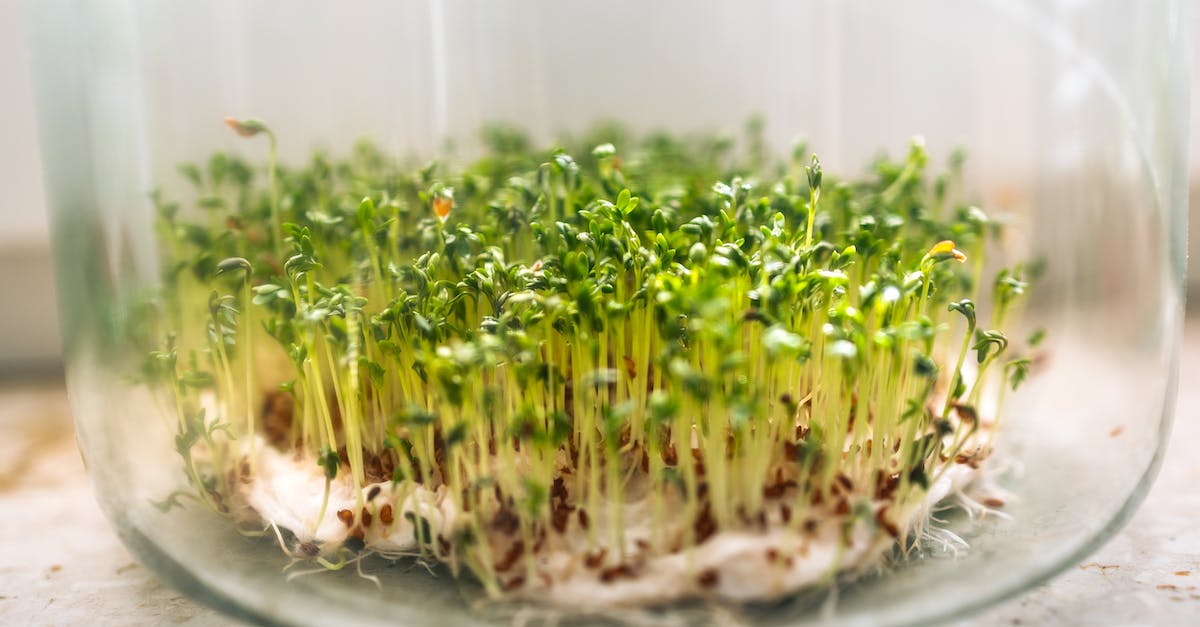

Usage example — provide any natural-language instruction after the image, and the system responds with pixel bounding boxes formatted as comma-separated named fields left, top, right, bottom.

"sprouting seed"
left=146, top=122, right=1035, bottom=604
left=223, top=117, right=269, bottom=138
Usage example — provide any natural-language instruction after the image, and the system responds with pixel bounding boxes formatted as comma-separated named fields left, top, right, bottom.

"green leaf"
left=216, top=257, right=252, bottom=277
left=947, top=299, right=976, bottom=329
left=177, top=163, right=203, bottom=188
left=318, top=446, right=339, bottom=481
left=805, top=154, right=822, bottom=190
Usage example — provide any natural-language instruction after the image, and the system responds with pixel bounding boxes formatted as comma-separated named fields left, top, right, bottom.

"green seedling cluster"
left=140, top=118, right=1034, bottom=596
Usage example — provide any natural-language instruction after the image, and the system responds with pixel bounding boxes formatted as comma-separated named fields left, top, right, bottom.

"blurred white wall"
left=0, top=0, right=1197, bottom=373
left=0, top=0, right=57, bottom=373
left=0, top=1, right=44, bottom=245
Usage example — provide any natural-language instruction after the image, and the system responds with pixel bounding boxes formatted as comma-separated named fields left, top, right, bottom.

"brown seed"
left=955, top=451, right=984, bottom=469
left=495, top=540, right=525, bottom=573
left=698, top=568, right=720, bottom=588
left=365, top=455, right=385, bottom=483
left=260, top=390, right=295, bottom=447
left=766, top=548, right=779, bottom=562
left=493, top=508, right=520, bottom=534
left=662, top=443, right=678, bottom=466
left=875, top=472, right=901, bottom=500
left=578, top=508, right=591, bottom=530
left=780, top=504, right=792, bottom=524
left=876, top=507, right=900, bottom=539
left=763, top=482, right=787, bottom=499
left=361, top=507, right=373, bottom=528
left=379, top=504, right=395, bottom=525
left=584, top=548, right=607, bottom=569
left=552, top=506, right=572, bottom=533
left=599, top=564, right=634, bottom=583
left=337, top=509, right=355, bottom=526
left=366, top=485, right=382, bottom=501
left=952, top=402, right=978, bottom=423
left=693, top=505, right=717, bottom=545
left=983, top=497, right=1006, bottom=508
left=502, top=575, right=526, bottom=591
left=551, top=477, right=568, bottom=502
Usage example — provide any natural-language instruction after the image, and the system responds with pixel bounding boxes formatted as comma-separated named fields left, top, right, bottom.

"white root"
left=227, top=434, right=997, bottom=607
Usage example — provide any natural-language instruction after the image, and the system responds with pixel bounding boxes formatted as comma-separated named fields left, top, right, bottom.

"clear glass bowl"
left=27, top=1, right=1188, bottom=625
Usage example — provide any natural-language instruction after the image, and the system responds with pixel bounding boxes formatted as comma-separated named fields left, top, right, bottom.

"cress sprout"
left=137, top=120, right=1042, bottom=603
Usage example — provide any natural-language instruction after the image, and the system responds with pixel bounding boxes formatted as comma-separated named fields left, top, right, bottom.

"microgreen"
left=141, top=120, right=1036, bottom=597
